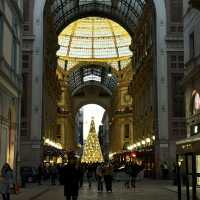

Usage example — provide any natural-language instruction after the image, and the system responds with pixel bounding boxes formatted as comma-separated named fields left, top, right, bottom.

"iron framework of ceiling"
left=50, top=0, right=146, bottom=35
left=56, top=17, right=132, bottom=71
left=69, top=66, right=118, bottom=96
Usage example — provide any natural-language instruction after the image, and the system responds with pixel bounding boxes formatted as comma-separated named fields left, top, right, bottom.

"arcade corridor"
left=1, top=0, right=200, bottom=200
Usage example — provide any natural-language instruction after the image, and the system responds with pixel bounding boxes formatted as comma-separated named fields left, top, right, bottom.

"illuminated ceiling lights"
left=109, top=152, right=116, bottom=159
left=107, top=67, right=112, bottom=77
left=141, top=140, right=146, bottom=145
left=127, top=145, right=134, bottom=151
left=127, top=136, right=156, bottom=151
left=44, top=138, right=62, bottom=150
left=137, top=142, right=141, bottom=147
left=146, top=138, right=151, bottom=143
left=57, top=17, right=132, bottom=71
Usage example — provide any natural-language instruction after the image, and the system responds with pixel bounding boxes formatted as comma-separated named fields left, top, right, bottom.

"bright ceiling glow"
left=82, top=104, right=105, bottom=140
left=57, top=17, right=132, bottom=71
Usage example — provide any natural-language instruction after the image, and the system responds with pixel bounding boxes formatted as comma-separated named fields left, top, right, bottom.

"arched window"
left=192, top=91, right=200, bottom=115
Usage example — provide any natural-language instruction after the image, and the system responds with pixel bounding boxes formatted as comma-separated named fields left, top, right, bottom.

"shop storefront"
left=43, top=145, right=66, bottom=166
left=112, top=147, right=155, bottom=178
left=176, top=137, right=200, bottom=200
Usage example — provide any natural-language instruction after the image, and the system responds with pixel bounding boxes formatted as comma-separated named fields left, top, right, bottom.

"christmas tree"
left=81, top=118, right=104, bottom=163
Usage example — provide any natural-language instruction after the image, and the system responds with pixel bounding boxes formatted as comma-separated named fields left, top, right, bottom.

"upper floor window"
left=189, top=32, right=195, bottom=59
left=22, top=54, right=30, bottom=69
left=12, top=38, right=17, bottom=71
left=23, top=0, right=30, bottom=22
left=192, top=91, right=200, bottom=115
left=124, top=124, right=130, bottom=139
left=169, top=54, right=184, bottom=69
left=56, top=124, right=62, bottom=140
left=171, top=74, right=185, bottom=117
left=170, top=0, right=183, bottom=23
left=21, top=73, right=28, bottom=118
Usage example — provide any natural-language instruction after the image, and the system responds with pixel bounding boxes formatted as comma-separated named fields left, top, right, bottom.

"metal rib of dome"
left=57, top=17, right=132, bottom=70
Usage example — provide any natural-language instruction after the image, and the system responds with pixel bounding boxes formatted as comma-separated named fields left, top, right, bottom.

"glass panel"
left=69, top=47, right=92, bottom=58
left=96, top=0, right=111, bottom=6
left=79, top=0, right=93, bottom=6
left=118, top=47, right=133, bottom=57
left=52, top=0, right=146, bottom=34
left=83, top=74, right=101, bottom=82
left=71, top=37, right=92, bottom=48
left=57, top=17, right=133, bottom=69
left=68, top=66, right=117, bottom=94
left=57, top=46, right=68, bottom=56
left=58, top=35, right=70, bottom=46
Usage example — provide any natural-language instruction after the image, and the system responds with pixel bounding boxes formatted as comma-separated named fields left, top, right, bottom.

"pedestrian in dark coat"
left=86, top=166, right=93, bottom=189
left=49, top=165, right=58, bottom=185
left=104, top=163, right=113, bottom=192
left=37, top=164, right=44, bottom=185
left=96, top=163, right=104, bottom=192
left=130, top=162, right=141, bottom=189
left=0, top=163, right=14, bottom=200
left=63, top=158, right=80, bottom=200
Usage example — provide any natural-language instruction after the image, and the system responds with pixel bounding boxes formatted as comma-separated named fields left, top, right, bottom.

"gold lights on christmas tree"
left=81, top=118, right=104, bottom=163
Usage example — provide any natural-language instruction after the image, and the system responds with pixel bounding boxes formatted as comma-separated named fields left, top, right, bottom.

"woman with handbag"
left=0, top=163, right=14, bottom=200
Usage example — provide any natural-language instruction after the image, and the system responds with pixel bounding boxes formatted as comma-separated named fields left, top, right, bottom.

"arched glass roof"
left=50, top=0, right=146, bottom=34
left=57, top=17, right=132, bottom=71
left=69, top=66, right=117, bottom=96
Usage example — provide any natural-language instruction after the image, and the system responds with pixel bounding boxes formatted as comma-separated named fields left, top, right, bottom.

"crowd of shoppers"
left=0, top=158, right=145, bottom=200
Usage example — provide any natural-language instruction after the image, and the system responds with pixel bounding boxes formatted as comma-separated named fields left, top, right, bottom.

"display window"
left=192, top=91, right=200, bottom=114
left=196, top=155, right=200, bottom=185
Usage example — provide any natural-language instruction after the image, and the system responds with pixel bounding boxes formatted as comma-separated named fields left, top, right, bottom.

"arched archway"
left=31, top=0, right=168, bottom=174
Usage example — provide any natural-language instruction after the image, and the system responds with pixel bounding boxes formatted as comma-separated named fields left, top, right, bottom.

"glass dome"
left=57, top=17, right=132, bottom=71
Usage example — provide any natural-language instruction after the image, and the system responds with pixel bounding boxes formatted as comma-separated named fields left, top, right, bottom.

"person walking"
left=78, top=165, right=84, bottom=188
left=125, top=162, right=132, bottom=188
left=49, top=165, right=58, bottom=185
left=57, top=164, right=64, bottom=185
left=0, top=163, right=14, bottom=200
left=161, top=161, right=169, bottom=179
left=63, top=157, right=81, bottom=200
left=20, top=167, right=26, bottom=188
left=130, top=161, right=140, bottom=190
left=86, top=165, right=93, bottom=189
left=96, top=163, right=104, bottom=192
left=37, top=164, right=44, bottom=185
left=104, top=163, right=113, bottom=192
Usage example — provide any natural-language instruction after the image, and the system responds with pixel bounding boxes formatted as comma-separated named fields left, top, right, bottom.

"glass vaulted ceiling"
left=51, top=0, right=146, bottom=34
left=57, top=17, right=132, bottom=71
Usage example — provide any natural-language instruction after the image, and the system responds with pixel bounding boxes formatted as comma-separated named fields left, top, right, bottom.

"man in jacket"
left=63, top=157, right=81, bottom=200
